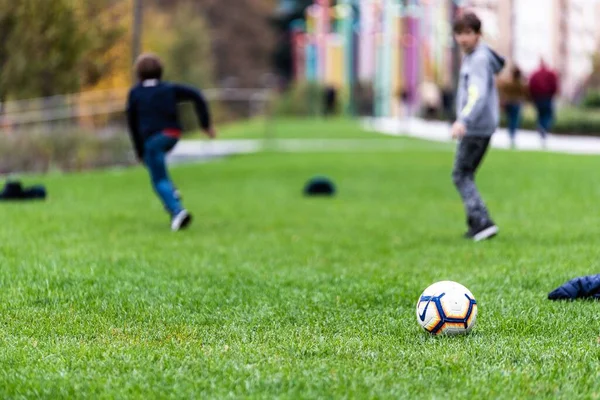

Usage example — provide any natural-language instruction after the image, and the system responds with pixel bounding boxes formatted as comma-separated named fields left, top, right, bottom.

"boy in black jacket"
left=126, top=53, right=216, bottom=231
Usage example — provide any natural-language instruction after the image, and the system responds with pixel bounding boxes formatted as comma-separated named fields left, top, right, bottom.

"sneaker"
left=171, top=210, right=192, bottom=231
left=472, top=221, right=499, bottom=242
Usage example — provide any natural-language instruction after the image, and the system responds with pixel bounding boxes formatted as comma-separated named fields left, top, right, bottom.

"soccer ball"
left=416, top=281, right=477, bottom=335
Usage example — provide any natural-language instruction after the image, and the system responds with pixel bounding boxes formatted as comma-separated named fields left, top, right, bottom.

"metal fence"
left=0, top=88, right=273, bottom=134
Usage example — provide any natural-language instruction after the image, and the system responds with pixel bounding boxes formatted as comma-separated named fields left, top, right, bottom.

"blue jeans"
left=143, top=133, right=182, bottom=216
left=534, top=98, right=554, bottom=137
left=504, top=103, right=522, bottom=140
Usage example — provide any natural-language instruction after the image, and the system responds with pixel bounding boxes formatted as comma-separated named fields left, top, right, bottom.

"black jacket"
left=548, top=274, right=600, bottom=300
left=126, top=80, right=211, bottom=158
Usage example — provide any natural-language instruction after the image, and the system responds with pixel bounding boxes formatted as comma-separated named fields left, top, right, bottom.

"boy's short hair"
left=134, top=53, right=163, bottom=81
left=453, top=12, right=482, bottom=34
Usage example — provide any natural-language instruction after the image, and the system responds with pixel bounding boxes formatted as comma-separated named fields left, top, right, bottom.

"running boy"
left=126, top=53, right=215, bottom=231
left=451, top=12, right=505, bottom=241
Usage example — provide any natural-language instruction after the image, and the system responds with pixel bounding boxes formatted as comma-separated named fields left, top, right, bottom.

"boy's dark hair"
left=453, top=12, right=482, bottom=34
left=135, top=53, right=163, bottom=81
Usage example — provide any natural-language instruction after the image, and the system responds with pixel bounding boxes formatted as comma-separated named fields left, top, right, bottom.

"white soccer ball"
left=416, top=281, right=478, bottom=335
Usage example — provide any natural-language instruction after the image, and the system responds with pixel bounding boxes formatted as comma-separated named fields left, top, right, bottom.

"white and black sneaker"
left=171, top=210, right=192, bottom=231
left=472, top=221, right=498, bottom=242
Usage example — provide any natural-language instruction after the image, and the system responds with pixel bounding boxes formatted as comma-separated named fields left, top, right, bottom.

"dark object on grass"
left=0, top=180, right=47, bottom=201
left=304, top=176, right=336, bottom=197
left=548, top=274, right=600, bottom=300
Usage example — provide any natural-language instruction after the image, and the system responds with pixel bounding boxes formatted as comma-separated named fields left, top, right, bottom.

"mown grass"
left=1, top=119, right=599, bottom=399
left=190, top=117, right=383, bottom=140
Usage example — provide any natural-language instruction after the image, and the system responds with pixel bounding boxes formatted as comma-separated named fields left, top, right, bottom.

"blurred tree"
left=76, top=0, right=127, bottom=88
left=0, top=0, right=16, bottom=109
left=0, top=0, right=129, bottom=99
left=270, top=0, right=313, bottom=85
left=77, top=0, right=132, bottom=90
left=0, top=0, right=277, bottom=100
left=1, top=0, right=84, bottom=98
left=163, top=4, right=213, bottom=88
left=153, top=0, right=275, bottom=88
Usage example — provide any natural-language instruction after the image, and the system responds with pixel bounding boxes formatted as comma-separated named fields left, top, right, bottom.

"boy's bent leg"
left=144, top=135, right=183, bottom=216
left=452, top=136, right=493, bottom=230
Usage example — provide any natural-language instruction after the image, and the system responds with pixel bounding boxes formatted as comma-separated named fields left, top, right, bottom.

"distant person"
left=126, top=53, right=216, bottom=231
left=399, top=88, right=414, bottom=118
left=324, top=86, right=337, bottom=117
left=528, top=59, right=559, bottom=147
left=498, top=66, right=529, bottom=148
left=441, top=85, right=455, bottom=121
left=419, top=81, right=442, bottom=119
left=451, top=12, right=505, bottom=242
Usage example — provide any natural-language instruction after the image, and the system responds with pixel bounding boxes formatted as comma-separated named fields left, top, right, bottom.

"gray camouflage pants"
left=452, top=136, right=492, bottom=228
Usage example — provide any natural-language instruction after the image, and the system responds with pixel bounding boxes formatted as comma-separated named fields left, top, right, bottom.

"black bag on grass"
left=0, top=180, right=46, bottom=201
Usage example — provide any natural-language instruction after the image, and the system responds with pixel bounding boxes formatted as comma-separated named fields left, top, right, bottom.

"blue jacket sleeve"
left=173, top=84, right=212, bottom=130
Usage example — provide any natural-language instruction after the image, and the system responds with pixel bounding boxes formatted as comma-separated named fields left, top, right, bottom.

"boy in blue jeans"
left=126, top=53, right=216, bottom=231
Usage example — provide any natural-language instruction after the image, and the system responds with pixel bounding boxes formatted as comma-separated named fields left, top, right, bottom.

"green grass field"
left=1, top=119, right=600, bottom=399
left=192, top=117, right=385, bottom=139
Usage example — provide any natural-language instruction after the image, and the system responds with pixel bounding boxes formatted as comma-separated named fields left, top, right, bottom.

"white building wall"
left=512, top=0, right=555, bottom=74
left=563, top=0, right=597, bottom=97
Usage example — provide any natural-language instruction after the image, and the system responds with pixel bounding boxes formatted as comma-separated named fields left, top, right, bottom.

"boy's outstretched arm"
left=126, top=93, right=144, bottom=160
left=174, top=84, right=215, bottom=138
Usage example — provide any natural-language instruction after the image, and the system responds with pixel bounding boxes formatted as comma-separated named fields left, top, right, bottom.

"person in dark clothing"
left=441, top=86, right=455, bottom=121
left=528, top=60, right=559, bottom=146
left=126, top=53, right=216, bottom=231
left=324, top=86, right=338, bottom=117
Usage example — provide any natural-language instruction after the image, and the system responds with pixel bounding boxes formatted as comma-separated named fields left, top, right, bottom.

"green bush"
left=500, top=105, right=600, bottom=136
left=0, top=127, right=135, bottom=174
left=581, top=91, right=600, bottom=109
left=274, top=82, right=329, bottom=117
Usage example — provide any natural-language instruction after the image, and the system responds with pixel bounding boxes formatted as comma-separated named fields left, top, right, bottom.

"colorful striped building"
left=288, top=0, right=458, bottom=117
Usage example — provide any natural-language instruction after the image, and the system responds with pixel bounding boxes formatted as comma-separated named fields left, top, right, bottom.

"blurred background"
left=2, top=0, right=600, bottom=173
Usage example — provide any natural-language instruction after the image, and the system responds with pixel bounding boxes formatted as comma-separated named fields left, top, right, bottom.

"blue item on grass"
left=548, top=274, right=600, bottom=300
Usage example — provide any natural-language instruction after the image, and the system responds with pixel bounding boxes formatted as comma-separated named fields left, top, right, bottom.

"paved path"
left=168, top=118, right=600, bottom=163
left=167, top=137, right=444, bottom=163
left=168, top=140, right=261, bottom=163
left=363, top=117, right=600, bottom=155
